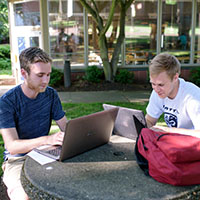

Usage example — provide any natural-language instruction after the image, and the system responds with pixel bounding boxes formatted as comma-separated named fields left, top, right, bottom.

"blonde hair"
left=149, top=53, right=181, bottom=80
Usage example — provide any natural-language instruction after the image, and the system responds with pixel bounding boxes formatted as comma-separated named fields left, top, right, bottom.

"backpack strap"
left=134, top=134, right=149, bottom=176
left=157, top=133, right=170, bottom=141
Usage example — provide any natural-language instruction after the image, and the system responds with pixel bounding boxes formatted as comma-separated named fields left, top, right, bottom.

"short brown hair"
left=19, top=47, right=52, bottom=74
left=149, top=53, right=181, bottom=80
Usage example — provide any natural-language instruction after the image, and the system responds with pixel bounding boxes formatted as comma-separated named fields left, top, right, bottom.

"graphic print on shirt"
left=163, top=105, right=179, bottom=127
left=164, top=113, right=177, bottom=127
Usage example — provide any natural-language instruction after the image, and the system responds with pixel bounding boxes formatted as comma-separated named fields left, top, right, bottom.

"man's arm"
left=145, top=114, right=158, bottom=128
left=55, top=115, right=67, bottom=132
left=145, top=114, right=200, bottom=137
left=151, top=125, right=200, bottom=138
left=1, top=127, right=64, bottom=155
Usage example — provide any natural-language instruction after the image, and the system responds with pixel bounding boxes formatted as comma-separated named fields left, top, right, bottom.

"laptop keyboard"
left=46, top=146, right=62, bottom=156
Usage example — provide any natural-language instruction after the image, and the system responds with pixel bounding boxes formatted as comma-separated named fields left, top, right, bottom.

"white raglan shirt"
left=146, top=78, right=200, bottom=129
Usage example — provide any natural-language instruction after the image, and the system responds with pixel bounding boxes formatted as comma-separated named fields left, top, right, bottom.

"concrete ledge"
left=0, top=76, right=16, bottom=85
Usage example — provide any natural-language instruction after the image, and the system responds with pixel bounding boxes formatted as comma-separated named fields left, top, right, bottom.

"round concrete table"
left=21, top=136, right=200, bottom=200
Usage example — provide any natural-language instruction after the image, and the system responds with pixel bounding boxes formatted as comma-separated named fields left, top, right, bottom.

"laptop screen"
left=103, top=104, right=146, bottom=140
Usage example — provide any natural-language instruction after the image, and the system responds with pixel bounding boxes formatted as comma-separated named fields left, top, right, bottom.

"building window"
left=47, top=0, right=195, bottom=68
left=49, top=0, right=84, bottom=67
left=14, top=1, right=40, bottom=26
left=125, top=1, right=157, bottom=66
left=88, top=1, right=116, bottom=65
left=195, top=1, right=200, bottom=64
left=162, top=0, right=192, bottom=64
left=30, top=37, right=39, bottom=47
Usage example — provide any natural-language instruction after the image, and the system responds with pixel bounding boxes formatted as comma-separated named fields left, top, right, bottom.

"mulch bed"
left=54, top=80, right=152, bottom=92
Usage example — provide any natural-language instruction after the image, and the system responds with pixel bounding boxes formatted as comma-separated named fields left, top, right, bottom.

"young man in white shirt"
left=146, top=53, right=200, bottom=136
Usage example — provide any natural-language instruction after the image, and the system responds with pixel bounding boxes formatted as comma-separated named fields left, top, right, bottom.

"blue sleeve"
left=0, top=99, right=16, bottom=129
left=51, top=89, right=65, bottom=121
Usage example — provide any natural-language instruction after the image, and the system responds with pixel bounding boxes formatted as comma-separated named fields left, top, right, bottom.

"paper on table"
left=27, top=150, right=56, bottom=165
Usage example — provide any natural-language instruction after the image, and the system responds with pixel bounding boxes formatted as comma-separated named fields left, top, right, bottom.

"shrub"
left=0, top=44, right=10, bottom=58
left=0, top=44, right=11, bottom=71
left=190, top=67, right=200, bottom=87
left=115, top=69, right=134, bottom=84
left=49, top=67, right=64, bottom=87
left=84, top=65, right=103, bottom=83
left=0, top=0, right=9, bottom=44
left=0, top=58, right=11, bottom=70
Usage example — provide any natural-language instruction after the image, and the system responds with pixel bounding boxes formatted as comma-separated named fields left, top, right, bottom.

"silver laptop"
left=103, top=104, right=147, bottom=140
left=34, top=108, right=119, bottom=161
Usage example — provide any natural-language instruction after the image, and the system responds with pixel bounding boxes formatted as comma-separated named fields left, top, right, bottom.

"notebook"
left=34, top=108, right=119, bottom=161
left=103, top=104, right=147, bottom=140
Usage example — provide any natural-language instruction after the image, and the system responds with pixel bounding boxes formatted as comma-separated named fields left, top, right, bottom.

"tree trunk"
left=99, top=34, right=112, bottom=81
left=111, top=3, right=126, bottom=77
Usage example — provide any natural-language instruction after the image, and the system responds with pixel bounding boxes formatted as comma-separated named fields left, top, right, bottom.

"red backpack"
left=135, top=128, right=200, bottom=186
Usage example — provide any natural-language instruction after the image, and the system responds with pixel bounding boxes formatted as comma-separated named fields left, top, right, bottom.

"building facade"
left=7, top=0, right=200, bottom=83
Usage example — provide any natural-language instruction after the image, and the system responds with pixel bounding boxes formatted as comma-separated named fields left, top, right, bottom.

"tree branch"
left=91, top=0, right=104, bottom=31
left=80, top=0, right=104, bottom=31
left=111, top=1, right=126, bottom=74
left=125, top=0, right=135, bottom=11
left=91, top=0, right=99, bottom=13
left=100, top=0, right=118, bottom=38
left=79, top=0, right=98, bottom=24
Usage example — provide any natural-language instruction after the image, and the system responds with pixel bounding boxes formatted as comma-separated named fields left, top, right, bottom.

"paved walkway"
left=0, top=85, right=151, bottom=103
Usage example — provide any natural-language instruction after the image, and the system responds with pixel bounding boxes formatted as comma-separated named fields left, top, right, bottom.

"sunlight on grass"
left=0, top=135, right=4, bottom=177
left=62, top=102, right=149, bottom=120
left=0, top=70, right=12, bottom=75
left=50, top=125, right=60, bottom=134
left=156, top=121, right=167, bottom=126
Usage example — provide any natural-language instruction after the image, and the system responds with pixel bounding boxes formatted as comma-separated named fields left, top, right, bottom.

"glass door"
left=10, top=0, right=41, bottom=83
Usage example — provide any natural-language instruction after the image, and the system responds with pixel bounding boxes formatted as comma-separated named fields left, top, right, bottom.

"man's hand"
left=145, top=114, right=158, bottom=128
left=150, top=125, right=169, bottom=132
left=47, top=131, right=65, bottom=146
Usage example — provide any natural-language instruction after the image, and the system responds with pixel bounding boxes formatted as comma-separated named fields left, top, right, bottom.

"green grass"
left=62, top=102, right=148, bottom=120
left=0, top=134, right=4, bottom=176
left=0, top=101, right=165, bottom=177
